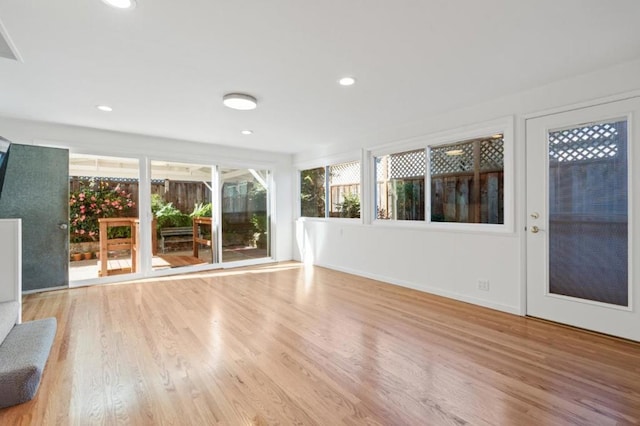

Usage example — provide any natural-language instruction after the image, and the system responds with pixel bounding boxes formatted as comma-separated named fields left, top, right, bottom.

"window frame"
left=328, top=160, right=361, bottom=219
left=299, top=166, right=327, bottom=218
left=373, top=148, right=427, bottom=223
left=296, top=152, right=363, bottom=222
left=368, top=117, right=514, bottom=233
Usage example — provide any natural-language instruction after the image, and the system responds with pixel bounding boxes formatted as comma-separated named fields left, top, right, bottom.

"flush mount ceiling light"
left=96, top=105, right=113, bottom=112
left=101, top=0, right=136, bottom=9
left=240, top=129, right=253, bottom=135
left=223, top=93, right=257, bottom=110
left=338, top=76, right=356, bottom=86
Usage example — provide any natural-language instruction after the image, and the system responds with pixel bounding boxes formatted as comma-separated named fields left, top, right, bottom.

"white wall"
left=0, top=219, right=21, bottom=322
left=0, top=118, right=294, bottom=263
left=293, top=58, right=640, bottom=315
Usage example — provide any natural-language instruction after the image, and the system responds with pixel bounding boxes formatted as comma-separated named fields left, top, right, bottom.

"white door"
left=526, top=97, right=640, bottom=341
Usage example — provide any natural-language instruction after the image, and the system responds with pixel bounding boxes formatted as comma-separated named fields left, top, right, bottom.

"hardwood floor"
left=2, top=262, right=640, bottom=425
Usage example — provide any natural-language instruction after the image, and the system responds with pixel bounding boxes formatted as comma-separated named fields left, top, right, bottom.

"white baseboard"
left=317, top=261, right=522, bottom=316
left=22, top=285, right=67, bottom=295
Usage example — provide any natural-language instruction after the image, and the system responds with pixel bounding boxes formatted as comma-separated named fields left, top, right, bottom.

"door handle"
left=531, top=225, right=542, bottom=233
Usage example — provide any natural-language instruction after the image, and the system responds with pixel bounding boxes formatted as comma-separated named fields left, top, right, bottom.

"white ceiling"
left=1, top=1, right=640, bottom=154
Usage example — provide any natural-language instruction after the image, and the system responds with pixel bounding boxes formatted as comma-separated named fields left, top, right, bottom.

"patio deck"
left=69, top=246, right=268, bottom=281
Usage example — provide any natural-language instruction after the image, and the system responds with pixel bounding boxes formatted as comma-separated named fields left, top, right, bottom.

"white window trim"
left=368, top=116, right=515, bottom=233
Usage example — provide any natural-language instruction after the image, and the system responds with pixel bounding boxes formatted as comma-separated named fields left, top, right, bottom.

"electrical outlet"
left=478, top=280, right=490, bottom=291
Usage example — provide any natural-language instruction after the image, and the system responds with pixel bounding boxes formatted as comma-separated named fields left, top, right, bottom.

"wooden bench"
left=160, top=226, right=193, bottom=253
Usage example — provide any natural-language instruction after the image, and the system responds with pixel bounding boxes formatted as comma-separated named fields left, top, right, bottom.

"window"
left=372, top=126, right=507, bottom=226
left=220, top=168, right=271, bottom=262
left=329, top=161, right=360, bottom=218
left=150, top=160, right=213, bottom=270
left=300, top=161, right=361, bottom=218
left=429, top=134, right=504, bottom=224
left=375, top=149, right=425, bottom=221
left=300, top=167, right=325, bottom=217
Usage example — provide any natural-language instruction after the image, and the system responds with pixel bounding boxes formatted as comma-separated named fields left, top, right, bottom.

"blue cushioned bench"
left=0, top=301, right=56, bottom=409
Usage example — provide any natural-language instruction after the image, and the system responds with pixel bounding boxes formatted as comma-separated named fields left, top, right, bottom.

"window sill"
left=296, top=216, right=516, bottom=235
left=371, top=219, right=515, bottom=235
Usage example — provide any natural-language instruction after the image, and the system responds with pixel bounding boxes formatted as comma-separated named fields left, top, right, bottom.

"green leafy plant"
left=154, top=202, right=191, bottom=228
left=151, top=193, right=165, bottom=216
left=69, top=179, right=136, bottom=243
left=251, top=213, right=268, bottom=249
left=107, top=226, right=132, bottom=240
left=250, top=213, right=267, bottom=234
left=338, top=192, right=360, bottom=218
left=190, top=202, right=212, bottom=218
left=300, top=168, right=325, bottom=217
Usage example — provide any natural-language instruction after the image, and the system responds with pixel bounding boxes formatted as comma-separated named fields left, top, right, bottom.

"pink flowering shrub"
left=69, top=179, right=136, bottom=243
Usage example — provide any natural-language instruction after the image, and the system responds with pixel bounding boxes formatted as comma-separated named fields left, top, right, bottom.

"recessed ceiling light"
left=101, top=0, right=136, bottom=9
left=241, top=130, right=253, bottom=135
left=338, top=76, right=356, bottom=86
left=223, top=93, right=257, bottom=110
left=96, top=105, right=113, bottom=112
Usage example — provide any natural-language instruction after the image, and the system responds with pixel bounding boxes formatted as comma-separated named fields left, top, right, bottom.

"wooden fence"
left=430, top=171, right=503, bottom=224
left=376, top=179, right=425, bottom=221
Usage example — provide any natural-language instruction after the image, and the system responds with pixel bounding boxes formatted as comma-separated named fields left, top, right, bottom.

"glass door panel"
left=150, top=161, right=214, bottom=271
left=69, top=154, right=140, bottom=282
left=220, top=168, right=270, bottom=263
left=548, top=121, right=628, bottom=306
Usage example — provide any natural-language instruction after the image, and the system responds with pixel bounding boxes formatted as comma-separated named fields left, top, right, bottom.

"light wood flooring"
left=3, top=262, right=640, bottom=425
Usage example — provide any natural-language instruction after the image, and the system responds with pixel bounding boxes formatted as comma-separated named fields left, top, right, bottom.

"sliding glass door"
left=219, top=168, right=270, bottom=263
left=69, top=156, right=273, bottom=282
left=68, top=154, right=140, bottom=282
left=150, top=161, right=214, bottom=271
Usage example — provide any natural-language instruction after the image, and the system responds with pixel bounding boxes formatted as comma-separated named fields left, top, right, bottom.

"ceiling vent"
left=0, top=18, right=21, bottom=61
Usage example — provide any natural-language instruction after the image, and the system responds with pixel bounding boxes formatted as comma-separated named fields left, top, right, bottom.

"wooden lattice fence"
left=430, top=137, right=504, bottom=224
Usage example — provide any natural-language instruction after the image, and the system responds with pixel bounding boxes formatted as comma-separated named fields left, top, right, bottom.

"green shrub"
left=251, top=213, right=267, bottom=233
left=151, top=194, right=165, bottom=215
left=339, top=193, right=360, bottom=218
left=190, top=202, right=212, bottom=218
left=155, top=202, right=191, bottom=228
